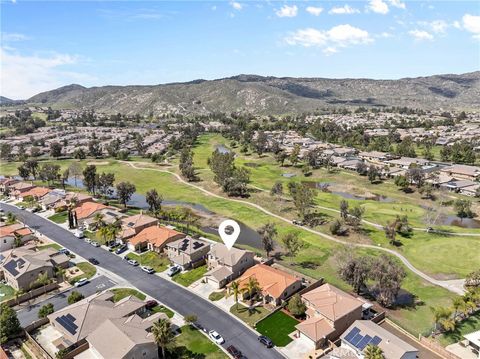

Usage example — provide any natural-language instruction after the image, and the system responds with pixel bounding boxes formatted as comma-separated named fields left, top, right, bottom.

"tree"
left=289, top=183, right=314, bottom=219
left=152, top=318, right=176, bottom=359
left=281, top=232, right=303, bottom=257
left=394, top=175, right=409, bottom=192
left=367, top=165, right=380, bottom=183
left=116, top=181, right=136, bottom=208
left=364, top=345, right=384, bottom=359
left=18, top=164, right=30, bottom=180
left=83, top=165, right=97, bottom=194
left=68, top=162, right=82, bottom=187
left=270, top=181, right=283, bottom=200
left=68, top=291, right=84, bottom=304
left=38, top=303, right=54, bottom=318
left=337, top=253, right=371, bottom=294
left=407, top=167, right=425, bottom=187
left=24, top=159, right=39, bottom=179
left=242, top=277, right=261, bottom=305
left=30, top=146, right=41, bottom=158
left=223, top=167, right=250, bottom=197
left=6, top=212, right=16, bottom=225
left=92, top=212, right=105, bottom=229
left=106, top=139, right=121, bottom=158
left=230, top=281, right=241, bottom=310
left=254, top=131, right=268, bottom=156
left=394, top=215, right=411, bottom=236
left=430, top=306, right=455, bottom=333
left=370, top=255, right=406, bottom=308
left=419, top=182, right=434, bottom=199
left=39, top=163, right=60, bottom=185
left=340, top=200, right=349, bottom=220
left=287, top=294, right=306, bottom=317
left=179, top=147, right=197, bottom=181
left=454, top=199, right=473, bottom=221
left=96, top=172, right=115, bottom=198
left=257, top=223, right=277, bottom=257
left=184, top=314, right=197, bottom=326
left=0, top=143, right=12, bottom=161
left=289, top=144, right=301, bottom=166
left=146, top=189, right=163, bottom=216
left=0, top=303, right=21, bottom=344
left=384, top=222, right=397, bottom=245
left=88, top=139, right=103, bottom=157
left=465, top=269, right=480, bottom=288
left=346, top=206, right=364, bottom=232
left=275, top=150, right=288, bottom=166
left=34, top=272, right=51, bottom=293
left=73, top=148, right=86, bottom=160
left=50, top=141, right=63, bottom=158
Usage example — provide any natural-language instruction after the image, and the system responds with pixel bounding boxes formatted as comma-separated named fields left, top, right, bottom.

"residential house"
left=127, top=225, right=185, bottom=253
left=83, top=208, right=124, bottom=230
left=165, top=236, right=210, bottom=269
left=119, top=213, right=158, bottom=241
left=440, top=164, right=480, bottom=181
left=0, top=178, right=19, bottom=194
left=48, top=291, right=165, bottom=359
left=338, top=159, right=364, bottom=171
left=0, top=245, right=69, bottom=290
left=463, top=330, right=480, bottom=358
left=385, top=157, right=430, bottom=169
left=10, top=182, right=36, bottom=199
left=204, top=244, right=255, bottom=288
left=17, top=186, right=51, bottom=201
left=232, top=264, right=302, bottom=306
left=440, top=179, right=478, bottom=193
left=39, top=190, right=66, bottom=210
left=74, top=201, right=122, bottom=229
left=460, top=183, right=480, bottom=197
left=358, top=151, right=390, bottom=165
left=0, top=223, right=35, bottom=252
left=295, top=284, right=364, bottom=349
left=340, top=320, right=418, bottom=359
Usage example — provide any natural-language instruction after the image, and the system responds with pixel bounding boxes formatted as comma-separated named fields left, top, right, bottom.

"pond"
left=201, top=221, right=264, bottom=249
left=215, top=144, right=231, bottom=154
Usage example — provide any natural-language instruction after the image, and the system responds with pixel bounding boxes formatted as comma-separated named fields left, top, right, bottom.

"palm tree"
left=6, top=212, right=16, bottom=225
left=107, top=224, right=120, bottom=244
left=452, top=297, right=464, bottom=321
left=35, top=272, right=51, bottom=294
left=430, top=306, right=454, bottom=334
left=230, top=281, right=240, bottom=310
left=97, top=225, right=110, bottom=244
left=152, top=318, right=175, bottom=359
left=92, top=212, right=105, bottom=229
left=242, top=277, right=261, bottom=306
left=364, top=344, right=384, bottom=359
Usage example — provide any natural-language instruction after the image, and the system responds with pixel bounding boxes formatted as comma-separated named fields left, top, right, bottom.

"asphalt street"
left=16, top=275, right=114, bottom=327
left=1, top=203, right=285, bottom=359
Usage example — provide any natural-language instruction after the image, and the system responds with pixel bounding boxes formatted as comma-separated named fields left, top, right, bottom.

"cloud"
left=276, top=5, right=298, bottom=18
left=329, top=5, right=360, bottom=15
left=230, top=1, right=242, bottom=11
left=368, top=0, right=389, bottom=14
left=0, top=47, right=95, bottom=99
left=418, top=20, right=448, bottom=34
left=408, top=29, right=434, bottom=41
left=1, top=32, right=29, bottom=42
left=387, top=0, right=406, bottom=9
left=285, top=24, right=373, bottom=54
left=306, top=6, right=323, bottom=16
left=462, top=14, right=480, bottom=39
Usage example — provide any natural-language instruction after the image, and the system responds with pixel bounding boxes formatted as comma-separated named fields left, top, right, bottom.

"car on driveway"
left=141, top=265, right=155, bottom=274
left=58, top=248, right=70, bottom=255
left=74, top=278, right=89, bottom=287
left=258, top=335, right=273, bottom=348
left=90, top=241, right=100, bottom=247
left=208, top=330, right=225, bottom=345
left=88, top=257, right=99, bottom=265
left=127, top=259, right=139, bottom=266
left=145, top=300, right=158, bottom=309
left=227, top=345, right=243, bottom=359
left=166, top=265, right=181, bottom=277
left=115, top=245, right=127, bottom=254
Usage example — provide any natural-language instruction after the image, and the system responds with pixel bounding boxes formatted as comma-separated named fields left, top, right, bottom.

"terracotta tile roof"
left=235, top=264, right=300, bottom=299
left=0, top=223, right=32, bottom=238
left=295, top=315, right=335, bottom=342
left=302, top=284, right=363, bottom=322
left=20, top=186, right=51, bottom=198
left=75, top=201, right=108, bottom=219
left=129, top=226, right=184, bottom=248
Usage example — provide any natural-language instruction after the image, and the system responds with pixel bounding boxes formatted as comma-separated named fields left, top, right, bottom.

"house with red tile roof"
left=0, top=223, right=35, bottom=251
left=18, top=186, right=51, bottom=201
left=127, top=226, right=185, bottom=253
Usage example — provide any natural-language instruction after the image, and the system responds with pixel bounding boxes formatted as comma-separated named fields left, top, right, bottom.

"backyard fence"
left=3, top=282, right=59, bottom=307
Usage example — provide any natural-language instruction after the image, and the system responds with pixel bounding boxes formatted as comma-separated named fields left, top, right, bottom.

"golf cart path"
left=123, top=161, right=467, bottom=295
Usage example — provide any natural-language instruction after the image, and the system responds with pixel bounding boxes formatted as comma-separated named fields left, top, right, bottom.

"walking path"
left=123, top=161, right=468, bottom=295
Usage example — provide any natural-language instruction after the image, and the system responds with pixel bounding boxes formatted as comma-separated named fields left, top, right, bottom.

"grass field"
left=48, top=211, right=68, bottom=224
left=230, top=304, right=271, bottom=326
left=175, top=325, right=228, bottom=359
left=255, top=310, right=299, bottom=347
left=0, top=283, right=15, bottom=302
left=173, top=265, right=208, bottom=287
left=111, top=288, right=146, bottom=302
left=125, top=251, right=170, bottom=272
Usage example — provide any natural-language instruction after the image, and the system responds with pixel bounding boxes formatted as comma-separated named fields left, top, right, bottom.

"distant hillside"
left=26, top=72, right=480, bottom=115
left=0, top=96, right=23, bottom=105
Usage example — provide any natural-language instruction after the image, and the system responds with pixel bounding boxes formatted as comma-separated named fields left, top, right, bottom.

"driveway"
left=2, top=203, right=285, bottom=359
left=16, top=275, right=115, bottom=327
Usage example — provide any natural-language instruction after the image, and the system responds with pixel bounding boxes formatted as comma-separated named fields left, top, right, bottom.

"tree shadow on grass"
left=168, top=346, right=206, bottom=359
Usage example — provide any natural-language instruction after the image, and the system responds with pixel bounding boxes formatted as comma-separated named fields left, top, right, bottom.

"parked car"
left=90, top=241, right=100, bottom=247
left=141, top=265, right=155, bottom=274
left=258, top=335, right=273, bottom=348
left=292, top=219, right=304, bottom=226
left=73, top=229, right=84, bottom=238
left=58, top=248, right=70, bottom=255
left=115, top=245, right=127, bottom=255
left=145, top=300, right=158, bottom=309
left=75, top=278, right=89, bottom=287
left=208, top=330, right=225, bottom=345
left=88, top=257, right=99, bottom=265
left=166, top=265, right=181, bottom=277
left=84, top=237, right=92, bottom=244
left=227, top=345, right=243, bottom=359
left=17, top=205, right=25, bottom=210
left=127, top=259, right=139, bottom=266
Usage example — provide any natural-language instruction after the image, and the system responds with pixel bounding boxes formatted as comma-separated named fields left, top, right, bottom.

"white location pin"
left=218, top=219, right=240, bottom=250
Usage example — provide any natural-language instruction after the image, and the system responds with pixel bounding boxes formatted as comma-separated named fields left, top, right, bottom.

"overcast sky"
left=1, top=0, right=479, bottom=99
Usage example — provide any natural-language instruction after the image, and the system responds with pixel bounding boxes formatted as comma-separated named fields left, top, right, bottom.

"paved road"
left=123, top=162, right=470, bottom=295
left=16, top=276, right=114, bottom=327
left=1, top=203, right=284, bottom=359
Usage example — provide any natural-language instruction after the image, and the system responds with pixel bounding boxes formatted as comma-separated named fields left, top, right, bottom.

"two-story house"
left=165, top=236, right=210, bottom=270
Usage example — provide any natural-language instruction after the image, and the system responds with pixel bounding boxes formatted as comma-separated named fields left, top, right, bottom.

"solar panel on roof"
left=4, top=261, right=19, bottom=276
left=344, top=327, right=360, bottom=342
left=350, top=333, right=364, bottom=347
left=65, top=314, right=76, bottom=322
left=357, top=335, right=372, bottom=350
left=370, top=336, right=382, bottom=346
left=56, top=315, right=78, bottom=335
left=127, top=222, right=135, bottom=227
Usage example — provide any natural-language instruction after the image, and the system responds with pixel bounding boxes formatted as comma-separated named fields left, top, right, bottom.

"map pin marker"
left=218, top=219, right=240, bottom=250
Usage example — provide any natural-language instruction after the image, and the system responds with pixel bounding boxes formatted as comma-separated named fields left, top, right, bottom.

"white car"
left=208, top=330, right=225, bottom=345
left=73, top=229, right=84, bottom=238
left=74, top=278, right=89, bottom=287
left=141, top=266, right=154, bottom=274
left=90, top=241, right=100, bottom=247
left=166, top=265, right=181, bottom=277
left=127, top=259, right=139, bottom=266
left=84, top=237, right=91, bottom=244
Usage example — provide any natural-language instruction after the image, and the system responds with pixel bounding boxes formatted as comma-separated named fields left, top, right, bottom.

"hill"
left=26, top=72, right=480, bottom=115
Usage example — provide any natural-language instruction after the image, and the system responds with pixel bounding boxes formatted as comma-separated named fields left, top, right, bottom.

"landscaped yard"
left=439, top=311, right=480, bottom=346
left=111, top=288, right=146, bottom=302
left=48, top=211, right=68, bottom=224
left=151, top=304, right=175, bottom=318
left=37, top=243, right=62, bottom=251
left=0, top=283, right=15, bottom=302
left=173, top=265, right=207, bottom=287
left=125, top=251, right=170, bottom=272
left=255, top=310, right=299, bottom=347
left=230, top=303, right=270, bottom=326
left=208, top=290, right=226, bottom=301
left=174, top=325, right=227, bottom=359
left=68, top=262, right=96, bottom=284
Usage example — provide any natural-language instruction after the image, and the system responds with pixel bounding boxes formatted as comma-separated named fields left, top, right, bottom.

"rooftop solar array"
left=192, top=241, right=204, bottom=250
left=56, top=314, right=78, bottom=335
left=344, top=327, right=382, bottom=351
left=4, top=258, right=25, bottom=276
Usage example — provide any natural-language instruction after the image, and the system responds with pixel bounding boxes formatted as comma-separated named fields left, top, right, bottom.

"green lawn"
left=173, top=265, right=207, bottom=287
left=256, top=310, right=299, bottom=347
left=125, top=251, right=170, bottom=272
left=0, top=283, right=15, bottom=302
left=208, top=290, right=226, bottom=301
left=174, top=325, right=227, bottom=359
left=48, top=211, right=68, bottom=224
left=37, top=243, right=62, bottom=251
left=230, top=304, right=271, bottom=327
left=151, top=304, right=175, bottom=318
left=439, top=311, right=480, bottom=346
left=111, top=288, right=146, bottom=302
left=69, top=262, right=97, bottom=284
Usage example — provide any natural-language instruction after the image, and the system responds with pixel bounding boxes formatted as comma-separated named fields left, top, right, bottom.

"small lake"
left=202, top=222, right=263, bottom=249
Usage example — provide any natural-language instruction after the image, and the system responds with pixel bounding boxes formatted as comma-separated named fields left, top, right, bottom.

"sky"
left=1, top=0, right=479, bottom=99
